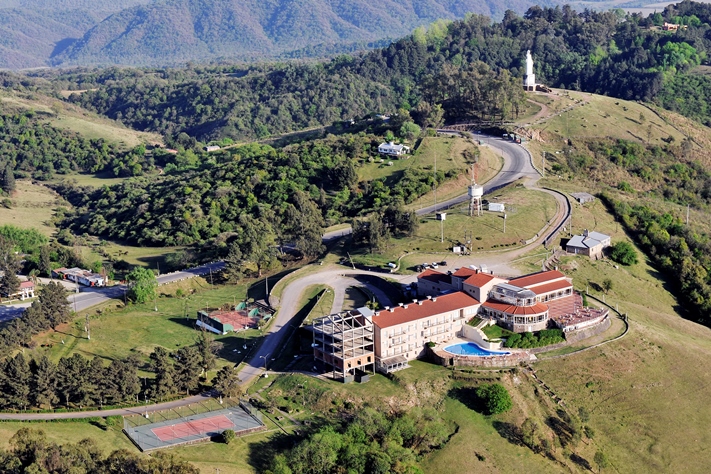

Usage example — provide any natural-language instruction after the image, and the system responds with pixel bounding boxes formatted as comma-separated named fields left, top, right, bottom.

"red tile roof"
left=19, top=281, right=34, bottom=289
left=463, top=272, right=497, bottom=288
left=509, top=270, right=566, bottom=288
left=530, top=279, right=572, bottom=296
left=452, top=267, right=477, bottom=278
left=482, top=300, right=549, bottom=316
left=417, top=269, right=451, bottom=285
left=373, top=292, right=480, bottom=329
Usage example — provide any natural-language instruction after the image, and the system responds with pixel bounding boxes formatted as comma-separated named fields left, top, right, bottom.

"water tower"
left=469, top=183, right=483, bottom=216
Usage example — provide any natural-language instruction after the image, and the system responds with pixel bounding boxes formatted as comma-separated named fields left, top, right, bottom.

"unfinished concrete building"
left=312, top=308, right=375, bottom=383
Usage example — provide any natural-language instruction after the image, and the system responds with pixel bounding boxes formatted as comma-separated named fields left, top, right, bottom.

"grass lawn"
left=481, top=324, right=513, bottom=340
left=407, top=145, right=503, bottom=211
left=0, top=420, right=135, bottom=453
left=28, top=279, right=263, bottom=378
left=302, top=285, right=334, bottom=325
left=358, top=183, right=557, bottom=270
left=0, top=180, right=62, bottom=237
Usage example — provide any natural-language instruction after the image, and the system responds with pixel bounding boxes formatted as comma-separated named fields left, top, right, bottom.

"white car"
left=431, top=262, right=438, bottom=269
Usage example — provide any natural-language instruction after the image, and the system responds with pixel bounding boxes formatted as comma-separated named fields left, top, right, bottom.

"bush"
left=610, top=241, right=638, bottom=265
left=222, top=429, right=236, bottom=444
left=475, top=383, right=512, bottom=415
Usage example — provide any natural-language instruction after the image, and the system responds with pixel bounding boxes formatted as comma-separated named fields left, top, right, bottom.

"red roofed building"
left=372, top=292, right=480, bottom=373
left=4, top=280, right=35, bottom=300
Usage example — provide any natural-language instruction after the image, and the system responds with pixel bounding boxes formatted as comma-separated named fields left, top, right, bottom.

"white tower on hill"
left=523, top=50, right=536, bottom=91
left=468, top=164, right=483, bottom=217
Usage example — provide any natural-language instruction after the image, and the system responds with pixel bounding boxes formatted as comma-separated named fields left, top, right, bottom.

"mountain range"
left=0, top=0, right=563, bottom=68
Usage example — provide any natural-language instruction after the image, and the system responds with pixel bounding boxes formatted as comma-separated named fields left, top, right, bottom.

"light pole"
left=260, top=352, right=271, bottom=371
left=503, top=213, right=507, bottom=234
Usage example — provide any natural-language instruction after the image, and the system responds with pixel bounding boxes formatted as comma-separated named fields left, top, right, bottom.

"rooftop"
left=452, top=267, right=477, bottom=278
left=528, top=279, right=573, bottom=296
left=372, top=292, right=480, bottom=329
left=509, top=270, right=566, bottom=288
left=418, top=269, right=452, bottom=286
left=482, top=300, right=549, bottom=315
left=463, top=272, right=498, bottom=288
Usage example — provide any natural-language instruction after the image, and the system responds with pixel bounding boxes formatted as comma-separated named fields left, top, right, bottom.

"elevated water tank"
left=468, top=184, right=484, bottom=198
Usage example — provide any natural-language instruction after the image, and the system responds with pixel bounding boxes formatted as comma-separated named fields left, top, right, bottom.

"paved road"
left=418, top=134, right=540, bottom=215
left=236, top=267, right=408, bottom=387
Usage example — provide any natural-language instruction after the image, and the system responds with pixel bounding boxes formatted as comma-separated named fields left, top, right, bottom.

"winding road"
left=0, top=135, right=571, bottom=421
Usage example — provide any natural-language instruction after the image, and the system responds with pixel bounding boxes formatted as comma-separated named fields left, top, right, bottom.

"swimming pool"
left=443, top=342, right=510, bottom=356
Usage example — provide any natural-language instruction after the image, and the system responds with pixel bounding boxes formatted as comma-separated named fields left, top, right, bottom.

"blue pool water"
left=444, top=342, right=510, bottom=356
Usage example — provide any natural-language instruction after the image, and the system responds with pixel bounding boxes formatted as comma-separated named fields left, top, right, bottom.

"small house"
left=488, top=203, right=505, bottom=212
left=378, top=142, right=410, bottom=157
left=566, top=229, right=611, bottom=260
left=204, top=145, right=221, bottom=152
left=3, top=280, right=35, bottom=300
left=53, top=268, right=105, bottom=287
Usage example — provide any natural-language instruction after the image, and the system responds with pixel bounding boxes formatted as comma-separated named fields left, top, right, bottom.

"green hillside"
left=52, top=0, right=553, bottom=67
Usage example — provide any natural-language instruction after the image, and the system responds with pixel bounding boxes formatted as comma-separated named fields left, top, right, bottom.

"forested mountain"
left=60, top=1, right=711, bottom=143
left=52, top=0, right=554, bottom=67
left=0, top=1, right=151, bottom=68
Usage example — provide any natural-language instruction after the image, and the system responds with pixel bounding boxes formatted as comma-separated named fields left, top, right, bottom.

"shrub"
left=475, top=383, right=512, bottom=415
left=610, top=241, right=638, bottom=265
left=222, top=429, right=236, bottom=444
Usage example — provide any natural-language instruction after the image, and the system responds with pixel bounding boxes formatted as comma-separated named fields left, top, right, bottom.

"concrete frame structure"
left=312, top=309, right=375, bottom=382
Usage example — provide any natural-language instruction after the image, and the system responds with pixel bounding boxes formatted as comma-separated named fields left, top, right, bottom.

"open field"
left=530, top=90, right=687, bottom=145
left=0, top=92, right=162, bottom=148
left=407, top=145, right=503, bottom=211
left=0, top=180, right=61, bottom=236
left=27, top=279, right=262, bottom=377
left=358, top=136, right=475, bottom=183
left=0, top=420, right=135, bottom=453
left=60, top=172, right=128, bottom=188
left=351, top=182, right=558, bottom=271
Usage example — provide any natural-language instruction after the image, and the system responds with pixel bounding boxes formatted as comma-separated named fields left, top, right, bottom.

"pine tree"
left=212, top=366, right=242, bottom=398
left=39, top=245, right=52, bottom=278
left=195, top=329, right=216, bottom=377
left=4, top=353, right=31, bottom=410
left=149, top=347, right=176, bottom=401
left=2, top=163, right=15, bottom=195
left=0, top=235, right=21, bottom=298
left=31, top=356, right=59, bottom=409
left=174, top=345, right=201, bottom=395
left=39, top=282, right=70, bottom=329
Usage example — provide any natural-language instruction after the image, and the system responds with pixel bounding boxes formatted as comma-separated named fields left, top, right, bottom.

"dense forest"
left=56, top=1, right=711, bottom=142
left=54, top=133, right=440, bottom=249
left=0, top=110, right=150, bottom=179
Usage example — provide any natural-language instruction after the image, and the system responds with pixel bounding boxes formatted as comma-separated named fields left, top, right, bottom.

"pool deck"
left=431, top=337, right=536, bottom=368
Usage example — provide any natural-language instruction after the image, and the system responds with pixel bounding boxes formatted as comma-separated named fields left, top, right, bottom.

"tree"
left=149, top=347, right=176, bottom=401
left=610, top=241, right=638, bottom=265
left=399, top=121, right=421, bottom=140
left=222, top=429, right=236, bottom=445
left=1, top=353, right=31, bottom=410
left=38, top=282, right=70, bottom=330
left=30, top=356, right=58, bottom=410
left=195, top=329, right=217, bottom=377
left=222, top=242, right=244, bottom=282
left=602, top=278, right=613, bottom=294
left=126, top=266, right=157, bottom=304
left=2, top=163, right=15, bottom=195
left=594, top=450, right=610, bottom=473
left=174, top=345, right=201, bottom=395
left=212, top=365, right=243, bottom=398
left=475, top=383, right=513, bottom=415
left=0, top=235, right=21, bottom=298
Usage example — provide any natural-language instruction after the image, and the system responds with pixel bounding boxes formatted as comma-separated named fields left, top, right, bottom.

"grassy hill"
left=0, top=90, right=162, bottom=148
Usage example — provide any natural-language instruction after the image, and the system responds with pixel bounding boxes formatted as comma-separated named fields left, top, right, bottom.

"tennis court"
left=124, top=400, right=265, bottom=451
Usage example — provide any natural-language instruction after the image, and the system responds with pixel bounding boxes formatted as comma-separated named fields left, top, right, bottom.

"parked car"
left=422, top=263, right=430, bottom=269
left=387, top=262, right=397, bottom=268
left=431, top=262, right=438, bottom=269
left=440, top=261, right=448, bottom=266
